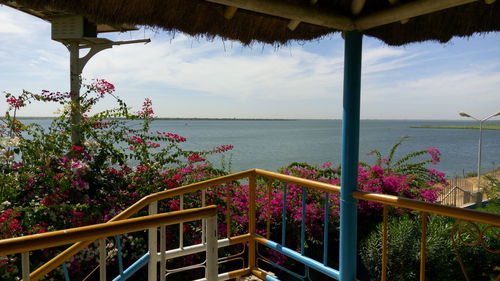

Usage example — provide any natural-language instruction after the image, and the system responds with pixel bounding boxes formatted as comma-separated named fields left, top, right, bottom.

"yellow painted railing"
left=27, top=169, right=253, bottom=281
left=2, top=169, right=498, bottom=281
left=0, top=206, right=217, bottom=256
left=0, top=206, right=218, bottom=281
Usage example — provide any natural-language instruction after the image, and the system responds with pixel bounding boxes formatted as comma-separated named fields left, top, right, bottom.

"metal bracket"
left=64, top=38, right=151, bottom=73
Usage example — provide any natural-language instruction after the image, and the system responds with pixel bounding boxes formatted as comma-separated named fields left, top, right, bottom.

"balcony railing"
left=0, top=169, right=498, bottom=281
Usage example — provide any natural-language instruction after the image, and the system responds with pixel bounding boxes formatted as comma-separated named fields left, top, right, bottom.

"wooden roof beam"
left=224, top=6, right=238, bottom=19
left=206, top=0, right=355, bottom=31
left=355, top=0, right=479, bottom=30
left=287, top=0, right=319, bottom=31
left=351, top=0, right=367, bottom=15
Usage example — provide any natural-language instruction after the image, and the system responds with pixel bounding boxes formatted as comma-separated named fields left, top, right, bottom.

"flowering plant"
left=0, top=80, right=449, bottom=279
left=0, top=79, right=234, bottom=280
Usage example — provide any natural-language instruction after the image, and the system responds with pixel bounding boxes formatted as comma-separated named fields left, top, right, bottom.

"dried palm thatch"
left=1, top=0, right=499, bottom=46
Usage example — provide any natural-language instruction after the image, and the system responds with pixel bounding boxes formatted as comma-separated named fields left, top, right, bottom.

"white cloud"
left=0, top=7, right=46, bottom=35
left=84, top=36, right=347, bottom=101
left=1, top=5, right=499, bottom=119
left=361, top=69, right=500, bottom=119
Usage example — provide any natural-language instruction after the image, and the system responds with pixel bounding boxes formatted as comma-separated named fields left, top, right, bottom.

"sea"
left=22, top=119, right=500, bottom=178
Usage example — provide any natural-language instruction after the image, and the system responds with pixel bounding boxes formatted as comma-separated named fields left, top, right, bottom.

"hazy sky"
left=1, top=5, right=499, bottom=120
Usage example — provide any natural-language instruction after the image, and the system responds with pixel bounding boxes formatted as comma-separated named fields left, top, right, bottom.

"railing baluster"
left=226, top=184, right=232, bottom=238
left=202, top=189, right=206, bottom=244
left=148, top=201, right=158, bottom=281
left=381, top=205, right=388, bottom=281
left=301, top=187, right=306, bottom=255
left=282, top=183, right=288, bottom=247
left=22, top=252, right=30, bottom=281
left=206, top=215, right=218, bottom=280
left=160, top=225, right=166, bottom=281
left=115, top=235, right=123, bottom=275
left=248, top=174, right=257, bottom=269
left=323, top=192, right=329, bottom=266
left=63, top=262, right=70, bottom=281
left=99, top=238, right=106, bottom=281
left=180, top=195, right=184, bottom=248
left=266, top=180, right=272, bottom=240
left=420, top=212, right=428, bottom=281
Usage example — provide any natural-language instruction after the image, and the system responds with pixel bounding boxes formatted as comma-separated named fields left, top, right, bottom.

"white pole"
left=459, top=111, right=500, bottom=206
left=99, top=238, right=107, bottom=281
left=205, top=215, right=218, bottom=281
left=21, top=252, right=30, bottom=281
left=68, top=42, right=82, bottom=145
left=160, top=225, right=166, bottom=281
left=148, top=202, right=158, bottom=281
left=477, top=121, right=483, bottom=192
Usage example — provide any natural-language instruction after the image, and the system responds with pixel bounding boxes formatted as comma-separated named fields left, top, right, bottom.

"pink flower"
left=136, top=165, right=149, bottom=173
left=91, top=79, right=115, bottom=96
left=129, top=136, right=144, bottom=144
left=371, top=165, right=384, bottom=176
left=322, top=162, right=333, bottom=169
left=137, top=98, right=154, bottom=118
left=157, top=132, right=187, bottom=143
left=71, top=210, right=85, bottom=218
left=187, top=153, right=206, bottom=163
left=71, top=145, right=84, bottom=154
left=213, top=144, right=234, bottom=153
left=6, top=97, right=24, bottom=109
left=426, top=147, right=441, bottom=164
left=11, top=163, right=23, bottom=169
left=147, top=141, right=160, bottom=148
left=420, top=189, right=439, bottom=202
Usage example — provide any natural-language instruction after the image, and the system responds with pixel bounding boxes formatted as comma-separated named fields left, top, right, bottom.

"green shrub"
left=482, top=175, right=500, bottom=204
left=361, top=214, right=499, bottom=281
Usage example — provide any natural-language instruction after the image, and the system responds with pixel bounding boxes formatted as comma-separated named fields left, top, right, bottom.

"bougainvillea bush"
left=0, top=79, right=448, bottom=280
left=255, top=140, right=447, bottom=270
left=0, top=80, right=234, bottom=280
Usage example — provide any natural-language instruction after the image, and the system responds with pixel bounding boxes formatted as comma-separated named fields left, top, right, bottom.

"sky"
left=0, top=5, right=499, bottom=120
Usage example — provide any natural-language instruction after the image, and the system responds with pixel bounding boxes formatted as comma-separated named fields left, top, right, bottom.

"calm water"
left=24, top=119, right=500, bottom=178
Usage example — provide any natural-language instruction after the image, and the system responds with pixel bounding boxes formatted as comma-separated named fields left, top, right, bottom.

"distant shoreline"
left=411, top=125, right=500, bottom=130
left=6, top=117, right=500, bottom=124
left=10, top=117, right=298, bottom=121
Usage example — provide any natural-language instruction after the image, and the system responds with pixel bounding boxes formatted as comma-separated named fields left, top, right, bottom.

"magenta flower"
left=11, top=163, right=23, bottom=169
left=6, top=97, right=24, bottom=109
left=426, top=147, right=441, bottom=164
left=129, top=136, right=144, bottom=144
left=187, top=153, right=206, bottom=163
left=91, top=79, right=115, bottom=97
left=213, top=144, right=234, bottom=153
left=137, top=98, right=154, bottom=118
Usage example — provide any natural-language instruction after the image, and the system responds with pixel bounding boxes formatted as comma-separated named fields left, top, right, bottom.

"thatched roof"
left=2, top=0, right=499, bottom=46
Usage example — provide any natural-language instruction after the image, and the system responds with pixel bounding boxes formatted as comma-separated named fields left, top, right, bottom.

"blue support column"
left=340, top=31, right=363, bottom=281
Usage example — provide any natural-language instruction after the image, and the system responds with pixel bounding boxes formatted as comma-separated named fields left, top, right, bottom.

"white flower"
left=0, top=136, right=20, bottom=147
left=84, top=139, right=100, bottom=150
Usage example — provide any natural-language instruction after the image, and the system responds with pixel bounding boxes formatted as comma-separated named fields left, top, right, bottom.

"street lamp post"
left=459, top=111, right=500, bottom=206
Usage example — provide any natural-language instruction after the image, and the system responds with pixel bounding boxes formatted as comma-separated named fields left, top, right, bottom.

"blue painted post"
left=63, top=263, right=70, bottom=281
left=301, top=187, right=306, bottom=255
left=340, top=31, right=363, bottom=281
left=323, top=192, right=329, bottom=266
left=281, top=183, right=288, bottom=247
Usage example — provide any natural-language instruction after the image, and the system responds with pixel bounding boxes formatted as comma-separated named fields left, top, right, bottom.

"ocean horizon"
left=12, top=118, right=499, bottom=178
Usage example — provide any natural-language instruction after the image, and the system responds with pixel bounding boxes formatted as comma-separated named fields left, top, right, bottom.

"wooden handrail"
left=29, top=170, right=253, bottom=281
left=0, top=206, right=217, bottom=256
left=254, top=169, right=341, bottom=194
left=24, top=168, right=500, bottom=280
left=353, top=191, right=500, bottom=226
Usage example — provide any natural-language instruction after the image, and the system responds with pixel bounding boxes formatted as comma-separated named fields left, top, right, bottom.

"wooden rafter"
left=205, top=0, right=355, bottom=31
left=355, top=0, right=479, bottom=30
left=206, top=0, right=481, bottom=31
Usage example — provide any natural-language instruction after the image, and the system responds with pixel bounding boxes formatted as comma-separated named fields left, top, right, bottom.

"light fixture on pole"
left=459, top=110, right=500, bottom=206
